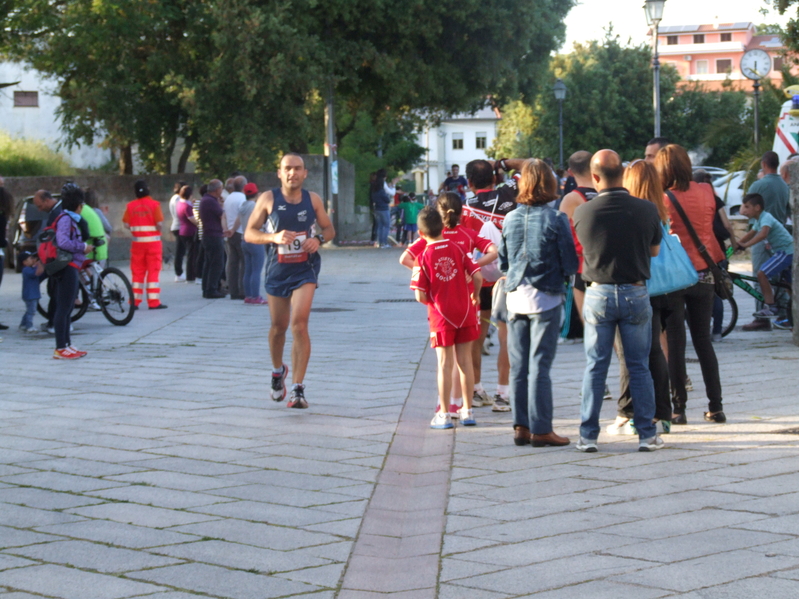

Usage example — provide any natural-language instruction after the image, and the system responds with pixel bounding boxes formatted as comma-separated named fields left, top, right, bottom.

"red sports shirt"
left=410, top=239, right=480, bottom=332
left=406, top=225, right=493, bottom=261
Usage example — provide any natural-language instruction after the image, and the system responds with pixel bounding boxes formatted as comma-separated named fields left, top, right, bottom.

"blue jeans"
left=241, top=241, right=266, bottom=298
left=20, top=299, right=37, bottom=329
left=375, top=210, right=390, bottom=246
left=508, top=306, right=561, bottom=434
left=581, top=284, right=656, bottom=440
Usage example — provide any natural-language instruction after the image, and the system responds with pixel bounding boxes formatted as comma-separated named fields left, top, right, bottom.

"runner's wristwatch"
left=315, top=234, right=325, bottom=244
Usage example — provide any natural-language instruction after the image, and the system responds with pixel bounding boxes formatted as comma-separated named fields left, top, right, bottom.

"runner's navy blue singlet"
left=264, top=188, right=321, bottom=297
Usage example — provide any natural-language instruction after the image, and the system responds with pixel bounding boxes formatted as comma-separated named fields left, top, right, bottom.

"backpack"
left=38, top=213, right=74, bottom=275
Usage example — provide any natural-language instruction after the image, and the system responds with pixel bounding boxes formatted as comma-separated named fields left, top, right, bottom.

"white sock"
left=496, top=384, right=509, bottom=398
left=474, top=382, right=485, bottom=393
left=272, top=366, right=284, bottom=376
left=450, top=397, right=463, bottom=408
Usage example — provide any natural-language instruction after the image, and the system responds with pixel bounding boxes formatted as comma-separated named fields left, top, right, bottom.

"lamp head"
left=644, top=0, right=666, bottom=26
left=553, top=79, right=567, bottom=101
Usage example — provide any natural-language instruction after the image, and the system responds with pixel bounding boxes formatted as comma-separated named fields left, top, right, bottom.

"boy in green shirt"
left=738, top=193, right=793, bottom=319
left=398, top=194, right=423, bottom=245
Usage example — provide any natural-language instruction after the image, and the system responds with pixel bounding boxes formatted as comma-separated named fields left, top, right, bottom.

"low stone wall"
left=4, top=155, right=366, bottom=262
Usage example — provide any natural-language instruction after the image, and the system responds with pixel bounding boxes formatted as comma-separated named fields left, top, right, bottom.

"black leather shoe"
left=0, top=323, right=8, bottom=330
left=672, top=413, right=688, bottom=425
left=150, top=304, right=168, bottom=310
left=704, top=411, right=726, bottom=423
left=204, top=292, right=225, bottom=299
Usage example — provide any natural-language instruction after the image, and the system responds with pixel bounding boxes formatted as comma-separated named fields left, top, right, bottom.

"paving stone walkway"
left=1, top=250, right=799, bottom=598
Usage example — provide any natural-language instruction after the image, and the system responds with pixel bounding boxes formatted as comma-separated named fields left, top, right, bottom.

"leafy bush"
left=0, top=132, right=73, bottom=176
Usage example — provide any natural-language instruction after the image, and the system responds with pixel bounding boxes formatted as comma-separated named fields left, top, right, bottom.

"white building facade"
left=413, top=106, right=500, bottom=193
left=0, top=62, right=111, bottom=169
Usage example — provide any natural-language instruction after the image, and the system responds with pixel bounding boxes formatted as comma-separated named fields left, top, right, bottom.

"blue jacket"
left=22, top=266, right=42, bottom=301
left=499, top=203, right=578, bottom=294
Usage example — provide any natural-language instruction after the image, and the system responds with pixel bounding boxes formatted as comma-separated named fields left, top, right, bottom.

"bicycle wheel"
left=774, top=283, right=793, bottom=328
left=717, top=293, right=737, bottom=338
left=98, top=267, right=135, bottom=326
left=37, top=277, right=88, bottom=322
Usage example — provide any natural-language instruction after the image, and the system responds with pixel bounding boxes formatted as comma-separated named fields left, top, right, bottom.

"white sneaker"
left=458, top=408, right=476, bottom=426
left=639, top=435, right=665, bottom=452
left=430, top=412, right=454, bottom=429
left=606, top=418, right=636, bottom=435
left=472, top=388, right=490, bottom=407
left=576, top=436, right=598, bottom=452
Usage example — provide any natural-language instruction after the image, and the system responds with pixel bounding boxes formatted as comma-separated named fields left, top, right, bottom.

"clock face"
left=741, top=49, right=772, bottom=80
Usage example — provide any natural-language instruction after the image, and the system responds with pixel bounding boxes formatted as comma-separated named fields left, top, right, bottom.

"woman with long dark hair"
left=52, top=183, right=93, bottom=359
left=656, top=145, right=725, bottom=424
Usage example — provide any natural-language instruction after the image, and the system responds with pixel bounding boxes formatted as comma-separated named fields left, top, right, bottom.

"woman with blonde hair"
left=499, top=159, right=578, bottom=447
left=607, top=159, right=673, bottom=435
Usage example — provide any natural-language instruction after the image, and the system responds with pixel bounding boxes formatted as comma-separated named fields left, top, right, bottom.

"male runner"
left=244, top=154, right=335, bottom=409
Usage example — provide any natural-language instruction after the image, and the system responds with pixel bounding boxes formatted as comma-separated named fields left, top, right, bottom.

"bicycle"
left=716, top=249, right=792, bottom=337
left=38, top=260, right=136, bottom=326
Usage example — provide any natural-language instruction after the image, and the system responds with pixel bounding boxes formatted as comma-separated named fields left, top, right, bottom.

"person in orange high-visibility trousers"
left=123, top=180, right=168, bottom=310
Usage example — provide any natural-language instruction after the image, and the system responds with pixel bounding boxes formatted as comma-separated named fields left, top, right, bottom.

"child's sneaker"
left=271, top=365, right=288, bottom=402
left=753, top=305, right=778, bottom=319
left=434, top=403, right=460, bottom=419
left=472, top=388, right=490, bottom=407
left=492, top=394, right=511, bottom=412
left=606, top=418, right=636, bottom=435
left=430, top=412, right=454, bottom=429
left=458, top=408, right=476, bottom=426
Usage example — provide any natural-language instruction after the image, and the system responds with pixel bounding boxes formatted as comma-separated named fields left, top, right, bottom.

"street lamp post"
left=553, top=79, right=567, bottom=169
left=644, top=0, right=666, bottom=138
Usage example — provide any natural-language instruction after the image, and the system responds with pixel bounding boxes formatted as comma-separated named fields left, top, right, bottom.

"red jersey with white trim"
left=460, top=174, right=519, bottom=234
left=410, top=239, right=480, bottom=333
left=406, top=225, right=493, bottom=261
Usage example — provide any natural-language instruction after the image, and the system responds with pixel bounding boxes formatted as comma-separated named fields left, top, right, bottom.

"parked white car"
left=713, top=170, right=746, bottom=218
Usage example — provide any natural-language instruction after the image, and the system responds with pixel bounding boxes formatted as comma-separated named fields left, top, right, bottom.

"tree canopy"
left=4, top=0, right=575, bottom=174
left=488, top=32, right=765, bottom=167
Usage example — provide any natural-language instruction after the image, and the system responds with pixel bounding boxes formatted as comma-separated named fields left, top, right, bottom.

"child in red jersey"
left=401, top=192, right=497, bottom=418
left=411, top=207, right=483, bottom=429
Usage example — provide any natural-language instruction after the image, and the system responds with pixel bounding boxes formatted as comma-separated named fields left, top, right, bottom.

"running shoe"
left=53, top=348, right=83, bottom=360
left=774, top=319, right=792, bottom=330
left=459, top=408, right=476, bottom=426
left=270, top=365, right=288, bottom=402
left=575, top=437, right=598, bottom=452
left=603, top=385, right=613, bottom=400
left=287, top=384, right=308, bottom=409
left=430, top=412, right=454, bottom=429
left=68, top=346, right=88, bottom=357
left=492, top=394, right=511, bottom=412
left=638, top=435, right=665, bottom=452
left=472, top=388, right=490, bottom=407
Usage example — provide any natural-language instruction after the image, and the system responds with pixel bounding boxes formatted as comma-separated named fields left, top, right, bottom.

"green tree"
left=5, top=0, right=575, bottom=175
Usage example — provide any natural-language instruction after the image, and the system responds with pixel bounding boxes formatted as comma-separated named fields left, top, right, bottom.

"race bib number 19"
left=278, top=233, right=308, bottom=263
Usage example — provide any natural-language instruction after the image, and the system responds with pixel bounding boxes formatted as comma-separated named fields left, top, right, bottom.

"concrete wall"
left=4, top=155, right=367, bottom=261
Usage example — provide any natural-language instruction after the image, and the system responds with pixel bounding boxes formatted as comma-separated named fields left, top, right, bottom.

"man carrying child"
left=737, top=193, right=794, bottom=321
left=411, top=207, right=483, bottom=429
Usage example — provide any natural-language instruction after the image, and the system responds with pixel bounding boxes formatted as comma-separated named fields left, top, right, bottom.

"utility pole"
left=324, top=82, right=339, bottom=244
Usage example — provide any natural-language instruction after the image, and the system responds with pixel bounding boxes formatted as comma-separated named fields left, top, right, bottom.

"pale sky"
left=561, top=0, right=791, bottom=51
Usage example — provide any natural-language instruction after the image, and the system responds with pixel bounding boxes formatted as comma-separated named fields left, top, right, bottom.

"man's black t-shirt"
left=573, top=188, right=662, bottom=285
left=442, top=175, right=468, bottom=198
